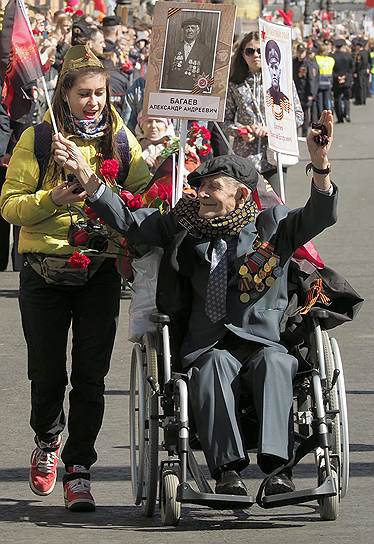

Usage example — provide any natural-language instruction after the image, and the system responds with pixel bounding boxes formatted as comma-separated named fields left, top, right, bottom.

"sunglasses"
left=244, top=47, right=261, bottom=56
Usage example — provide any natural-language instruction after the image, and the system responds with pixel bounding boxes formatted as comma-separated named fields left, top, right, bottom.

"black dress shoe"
left=215, top=470, right=248, bottom=496
left=264, top=472, right=295, bottom=496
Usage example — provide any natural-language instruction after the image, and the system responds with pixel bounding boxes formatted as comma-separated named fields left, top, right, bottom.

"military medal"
left=238, top=238, right=281, bottom=303
left=240, top=293, right=251, bottom=303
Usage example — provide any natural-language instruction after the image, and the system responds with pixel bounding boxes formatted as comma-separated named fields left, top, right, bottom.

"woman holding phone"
left=0, top=45, right=150, bottom=511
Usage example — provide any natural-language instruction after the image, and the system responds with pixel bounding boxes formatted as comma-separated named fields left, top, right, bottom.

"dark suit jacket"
left=163, top=40, right=212, bottom=91
left=90, top=184, right=338, bottom=367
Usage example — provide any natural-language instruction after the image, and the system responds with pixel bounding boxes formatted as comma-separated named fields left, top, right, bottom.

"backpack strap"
left=33, top=123, right=130, bottom=189
left=34, top=121, right=53, bottom=191
left=115, top=128, right=130, bottom=186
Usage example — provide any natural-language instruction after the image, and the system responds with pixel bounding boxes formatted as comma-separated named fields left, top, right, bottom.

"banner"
left=144, top=2, right=236, bottom=121
left=259, top=18, right=298, bottom=157
left=0, top=0, right=44, bottom=119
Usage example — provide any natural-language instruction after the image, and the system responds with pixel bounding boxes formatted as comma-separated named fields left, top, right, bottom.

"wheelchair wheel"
left=129, top=336, right=160, bottom=516
left=330, top=337, right=349, bottom=498
left=129, top=344, right=145, bottom=505
left=160, top=470, right=181, bottom=526
left=142, top=333, right=160, bottom=517
left=318, top=331, right=341, bottom=521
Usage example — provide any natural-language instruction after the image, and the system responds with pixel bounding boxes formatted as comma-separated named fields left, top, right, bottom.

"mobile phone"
left=67, top=174, right=83, bottom=194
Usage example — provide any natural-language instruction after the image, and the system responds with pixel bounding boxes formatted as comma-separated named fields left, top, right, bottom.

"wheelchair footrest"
left=177, top=482, right=254, bottom=509
left=260, top=475, right=337, bottom=508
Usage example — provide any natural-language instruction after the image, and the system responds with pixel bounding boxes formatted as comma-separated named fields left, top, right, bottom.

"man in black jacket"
left=293, top=44, right=316, bottom=136
left=333, top=39, right=353, bottom=123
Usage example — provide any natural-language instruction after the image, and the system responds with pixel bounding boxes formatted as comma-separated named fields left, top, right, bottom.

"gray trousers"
left=188, top=342, right=298, bottom=476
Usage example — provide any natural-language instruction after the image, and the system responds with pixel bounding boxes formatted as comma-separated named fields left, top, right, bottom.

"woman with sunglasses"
left=223, top=32, right=304, bottom=197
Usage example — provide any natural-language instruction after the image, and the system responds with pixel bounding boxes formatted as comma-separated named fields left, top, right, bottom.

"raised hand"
left=52, top=132, right=90, bottom=174
left=307, top=110, right=333, bottom=169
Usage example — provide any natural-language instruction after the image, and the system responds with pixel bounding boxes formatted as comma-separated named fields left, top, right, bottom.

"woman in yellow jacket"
left=0, top=45, right=150, bottom=512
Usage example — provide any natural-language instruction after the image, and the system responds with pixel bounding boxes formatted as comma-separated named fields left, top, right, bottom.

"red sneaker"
left=63, top=466, right=96, bottom=512
left=29, top=436, right=61, bottom=496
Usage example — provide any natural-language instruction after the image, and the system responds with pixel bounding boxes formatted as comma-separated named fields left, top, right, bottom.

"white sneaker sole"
left=29, top=472, right=57, bottom=496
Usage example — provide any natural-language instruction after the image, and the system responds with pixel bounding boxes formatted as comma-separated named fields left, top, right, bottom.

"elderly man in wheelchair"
left=82, top=111, right=355, bottom=516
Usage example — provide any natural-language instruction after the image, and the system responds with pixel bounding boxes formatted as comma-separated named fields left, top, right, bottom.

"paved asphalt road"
left=1, top=100, right=373, bottom=544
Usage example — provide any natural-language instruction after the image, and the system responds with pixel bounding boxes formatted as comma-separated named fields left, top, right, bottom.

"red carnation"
left=144, top=182, right=160, bottom=203
left=191, top=121, right=200, bottom=131
left=100, top=159, right=120, bottom=180
left=84, top=206, right=98, bottom=221
left=32, top=28, right=40, bottom=36
left=199, top=144, right=212, bottom=157
left=200, top=126, right=211, bottom=140
left=128, top=194, right=144, bottom=210
left=119, top=189, right=134, bottom=205
left=75, top=9, right=84, bottom=17
left=67, top=251, right=91, bottom=269
left=64, top=6, right=74, bottom=13
left=158, top=183, right=172, bottom=203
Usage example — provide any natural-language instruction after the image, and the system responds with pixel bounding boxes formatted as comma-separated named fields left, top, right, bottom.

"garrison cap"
left=265, top=40, right=281, bottom=64
left=187, top=155, right=259, bottom=192
left=60, top=45, right=103, bottom=76
left=182, top=17, right=201, bottom=27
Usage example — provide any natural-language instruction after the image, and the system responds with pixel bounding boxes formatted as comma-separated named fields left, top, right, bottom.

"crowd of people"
left=0, top=1, right=368, bottom=513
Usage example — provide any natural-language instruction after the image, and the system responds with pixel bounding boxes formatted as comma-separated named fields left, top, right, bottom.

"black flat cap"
left=296, top=43, right=306, bottom=52
left=187, top=155, right=259, bottom=191
left=102, top=15, right=122, bottom=27
left=182, top=17, right=201, bottom=27
left=265, top=40, right=281, bottom=64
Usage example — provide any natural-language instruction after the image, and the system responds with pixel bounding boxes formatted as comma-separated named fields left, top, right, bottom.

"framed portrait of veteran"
left=144, top=2, right=236, bottom=121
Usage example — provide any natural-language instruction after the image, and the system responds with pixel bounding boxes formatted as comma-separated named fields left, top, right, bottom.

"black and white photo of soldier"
left=264, top=40, right=291, bottom=120
left=160, top=11, right=220, bottom=93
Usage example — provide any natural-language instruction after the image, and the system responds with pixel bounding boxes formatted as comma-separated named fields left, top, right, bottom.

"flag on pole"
left=0, top=0, right=44, bottom=119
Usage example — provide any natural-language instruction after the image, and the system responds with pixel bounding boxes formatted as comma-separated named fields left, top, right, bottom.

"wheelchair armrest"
left=150, top=312, right=170, bottom=324
left=309, top=308, right=330, bottom=320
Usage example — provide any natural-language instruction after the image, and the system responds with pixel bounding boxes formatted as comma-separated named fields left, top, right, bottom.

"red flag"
left=0, top=0, right=44, bottom=119
left=366, top=0, right=374, bottom=7
left=93, top=0, right=107, bottom=14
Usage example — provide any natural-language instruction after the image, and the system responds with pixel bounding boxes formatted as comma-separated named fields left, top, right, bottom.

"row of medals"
left=238, top=254, right=282, bottom=304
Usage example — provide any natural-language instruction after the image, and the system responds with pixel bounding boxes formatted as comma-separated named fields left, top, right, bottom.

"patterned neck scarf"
left=172, top=198, right=258, bottom=239
left=66, top=109, right=109, bottom=140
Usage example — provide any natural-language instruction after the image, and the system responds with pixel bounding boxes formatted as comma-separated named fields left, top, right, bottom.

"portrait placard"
left=259, top=19, right=299, bottom=157
left=143, top=2, right=236, bottom=121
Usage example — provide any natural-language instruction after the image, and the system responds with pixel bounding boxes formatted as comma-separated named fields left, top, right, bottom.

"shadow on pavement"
left=0, top=497, right=309, bottom=530
left=1, top=460, right=373, bottom=484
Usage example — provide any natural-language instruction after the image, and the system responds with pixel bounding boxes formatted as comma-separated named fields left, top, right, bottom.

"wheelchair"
left=128, top=304, right=349, bottom=526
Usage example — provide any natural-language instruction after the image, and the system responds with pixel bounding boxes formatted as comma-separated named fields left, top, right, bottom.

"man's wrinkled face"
left=183, top=24, right=200, bottom=43
left=269, top=59, right=281, bottom=90
left=197, top=175, right=249, bottom=219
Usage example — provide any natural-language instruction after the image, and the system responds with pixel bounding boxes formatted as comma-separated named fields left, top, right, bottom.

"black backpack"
left=33, top=121, right=130, bottom=191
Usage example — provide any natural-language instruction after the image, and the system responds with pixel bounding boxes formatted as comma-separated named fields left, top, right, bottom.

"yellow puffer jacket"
left=0, top=108, right=151, bottom=255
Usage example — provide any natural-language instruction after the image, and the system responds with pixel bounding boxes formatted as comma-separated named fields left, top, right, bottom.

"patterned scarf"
left=66, top=109, right=109, bottom=140
left=172, top=198, right=258, bottom=239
